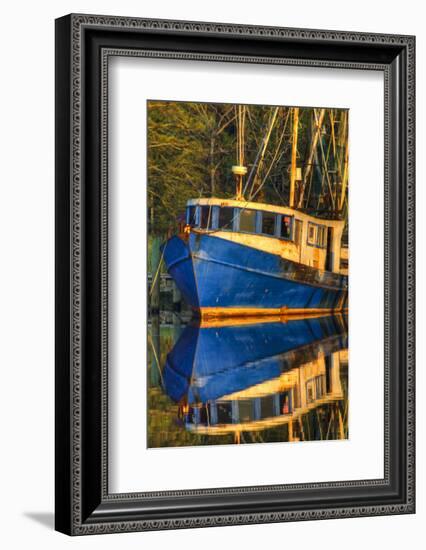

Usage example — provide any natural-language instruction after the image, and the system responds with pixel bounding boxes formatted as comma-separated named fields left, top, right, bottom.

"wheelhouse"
left=186, top=203, right=295, bottom=241
left=184, top=390, right=294, bottom=428
left=184, top=197, right=346, bottom=275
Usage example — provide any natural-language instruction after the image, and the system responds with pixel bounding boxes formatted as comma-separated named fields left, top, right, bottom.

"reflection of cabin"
left=185, top=198, right=345, bottom=274
left=183, top=346, right=345, bottom=438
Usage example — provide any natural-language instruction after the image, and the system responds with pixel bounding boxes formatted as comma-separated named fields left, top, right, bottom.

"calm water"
left=147, top=314, right=348, bottom=448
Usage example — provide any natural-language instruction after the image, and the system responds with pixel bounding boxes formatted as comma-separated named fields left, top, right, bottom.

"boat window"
left=280, top=215, right=292, bottom=239
left=239, top=209, right=256, bottom=233
left=279, top=391, right=292, bottom=415
left=261, top=212, right=276, bottom=235
left=317, top=226, right=324, bottom=246
left=260, top=395, right=275, bottom=419
left=315, top=375, right=326, bottom=399
left=199, top=205, right=213, bottom=229
left=325, top=355, right=332, bottom=393
left=187, top=205, right=197, bottom=226
left=307, top=222, right=317, bottom=245
left=185, top=406, right=194, bottom=424
left=319, top=226, right=327, bottom=247
left=218, top=207, right=234, bottom=230
left=198, top=406, right=208, bottom=425
left=307, top=222, right=328, bottom=247
left=306, top=379, right=315, bottom=404
left=294, top=219, right=303, bottom=246
left=216, top=402, right=233, bottom=424
left=239, top=400, right=254, bottom=423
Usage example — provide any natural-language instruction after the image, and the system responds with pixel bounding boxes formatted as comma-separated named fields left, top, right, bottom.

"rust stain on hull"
left=198, top=305, right=348, bottom=321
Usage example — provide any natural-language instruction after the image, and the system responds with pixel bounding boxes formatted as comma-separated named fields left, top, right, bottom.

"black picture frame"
left=55, top=13, right=415, bottom=535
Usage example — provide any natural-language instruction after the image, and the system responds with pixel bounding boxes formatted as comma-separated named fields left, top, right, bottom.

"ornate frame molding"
left=55, top=14, right=415, bottom=535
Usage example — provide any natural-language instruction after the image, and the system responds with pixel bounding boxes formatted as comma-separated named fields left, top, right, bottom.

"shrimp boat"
left=162, top=195, right=348, bottom=319
left=161, top=107, right=348, bottom=320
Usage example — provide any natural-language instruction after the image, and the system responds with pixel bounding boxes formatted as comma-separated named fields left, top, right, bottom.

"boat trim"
left=198, top=305, right=348, bottom=320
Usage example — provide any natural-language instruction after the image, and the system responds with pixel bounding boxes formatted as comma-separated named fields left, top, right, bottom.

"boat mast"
left=289, top=107, right=299, bottom=208
left=229, top=105, right=348, bottom=221
left=233, top=105, right=247, bottom=200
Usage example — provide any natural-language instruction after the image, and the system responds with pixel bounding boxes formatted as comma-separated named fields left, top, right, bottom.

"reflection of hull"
left=162, top=233, right=348, bottom=318
left=162, top=314, right=348, bottom=406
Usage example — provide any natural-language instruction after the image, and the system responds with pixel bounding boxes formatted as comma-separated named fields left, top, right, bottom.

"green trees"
left=148, top=101, right=235, bottom=236
left=147, top=101, right=349, bottom=237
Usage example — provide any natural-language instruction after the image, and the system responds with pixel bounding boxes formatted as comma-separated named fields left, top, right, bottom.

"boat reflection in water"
left=148, top=314, right=348, bottom=447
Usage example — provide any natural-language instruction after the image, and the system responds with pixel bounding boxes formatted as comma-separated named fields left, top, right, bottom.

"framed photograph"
left=55, top=14, right=415, bottom=535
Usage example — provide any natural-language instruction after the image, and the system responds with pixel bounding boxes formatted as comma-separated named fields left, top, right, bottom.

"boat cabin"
left=183, top=347, right=346, bottom=438
left=185, top=197, right=346, bottom=275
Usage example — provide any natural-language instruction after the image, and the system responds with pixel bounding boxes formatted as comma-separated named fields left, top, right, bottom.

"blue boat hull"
left=162, top=233, right=348, bottom=314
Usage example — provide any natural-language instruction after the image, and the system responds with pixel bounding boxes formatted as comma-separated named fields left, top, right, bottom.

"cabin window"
left=315, top=375, right=326, bottom=399
left=325, top=355, right=332, bottom=393
left=198, top=406, right=208, bottom=425
left=199, top=205, right=213, bottom=229
left=218, top=207, right=234, bottom=230
left=260, top=395, right=275, bottom=419
left=187, top=205, right=197, bottom=226
left=307, top=222, right=328, bottom=248
left=294, top=219, right=303, bottom=246
left=306, top=379, right=315, bottom=404
left=239, top=209, right=256, bottom=233
left=239, top=400, right=254, bottom=423
left=261, top=212, right=276, bottom=235
left=318, top=226, right=327, bottom=247
left=280, top=215, right=292, bottom=239
left=307, top=223, right=317, bottom=245
left=340, top=258, right=349, bottom=270
left=216, top=402, right=233, bottom=424
left=279, top=391, right=292, bottom=414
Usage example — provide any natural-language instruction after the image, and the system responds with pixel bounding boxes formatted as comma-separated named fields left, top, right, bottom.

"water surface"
left=148, top=314, right=348, bottom=448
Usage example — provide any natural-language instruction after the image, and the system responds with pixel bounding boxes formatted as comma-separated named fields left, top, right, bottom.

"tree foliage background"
left=147, top=100, right=349, bottom=238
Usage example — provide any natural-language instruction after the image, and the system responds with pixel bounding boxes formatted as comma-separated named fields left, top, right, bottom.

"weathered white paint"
left=189, top=197, right=345, bottom=273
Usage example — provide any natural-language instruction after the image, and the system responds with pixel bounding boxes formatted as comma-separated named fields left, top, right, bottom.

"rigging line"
left=242, top=136, right=266, bottom=197
left=248, top=106, right=280, bottom=200
left=314, top=110, right=336, bottom=211
left=242, top=106, right=279, bottom=198
left=298, top=108, right=326, bottom=208
left=270, top=178, right=287, bottom=204
left=259, top=108, right=292, bottom=189
left=149, top=241, right=167, bottom=297
left=304, top=159, right=315, bottom=208
left=148, top=331, right=164, bottom=385
left=249, top=155, right=283, bottom=203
